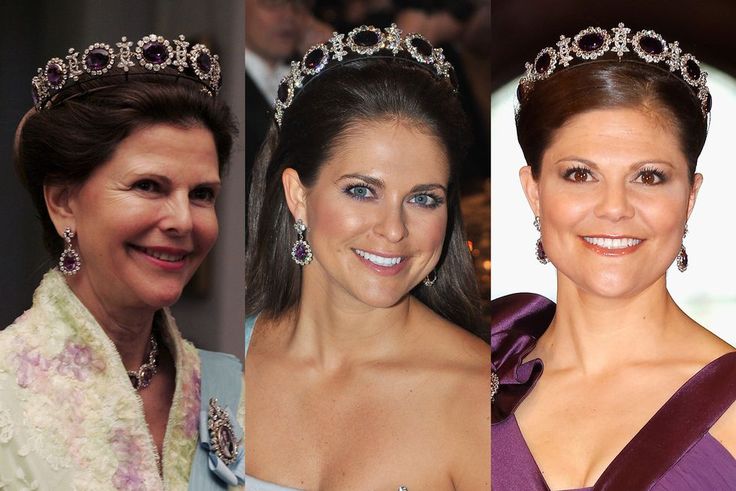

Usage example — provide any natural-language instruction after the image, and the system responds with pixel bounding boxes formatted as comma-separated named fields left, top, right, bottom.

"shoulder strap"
left=596, top=351, right=736, bottom=490
left=245, top=316, right=257, bottom=358
left=189, top=350, right=244, bottom=490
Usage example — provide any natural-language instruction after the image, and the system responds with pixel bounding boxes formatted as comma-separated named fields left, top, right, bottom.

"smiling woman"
left=1, top=35, right=242, bottom=489
left=245, top=24, right=489, bottom=491
left=491, top=24, right=736, bottom=490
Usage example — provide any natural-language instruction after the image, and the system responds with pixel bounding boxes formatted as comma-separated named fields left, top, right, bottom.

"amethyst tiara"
left=274, top=23, right=458, bottom=127
left=32, top=33, right=221, bottom=111
left=518, top=23, right=712, bottom=117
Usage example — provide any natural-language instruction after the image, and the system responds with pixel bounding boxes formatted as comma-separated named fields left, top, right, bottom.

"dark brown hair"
left=516, top=61, right=708, bottom=181
left=246, top=59, right=485, bottom=339
left=15, top=70, right=237, bottom=259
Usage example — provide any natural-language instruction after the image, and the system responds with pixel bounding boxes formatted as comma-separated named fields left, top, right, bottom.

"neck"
left=536, top=274, right=685, bottom=374
left=289, top=274, right=418, bottom=370
left=66, top=276, right=156, bottom=371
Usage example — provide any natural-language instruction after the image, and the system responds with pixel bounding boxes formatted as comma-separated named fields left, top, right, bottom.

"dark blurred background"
left=0, top=0, right=245, bottom=360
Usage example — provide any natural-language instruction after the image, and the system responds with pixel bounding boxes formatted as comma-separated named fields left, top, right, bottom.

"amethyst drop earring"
left=677, top=224, right=689, bottom=272
left=534, top=216, right=548, bottom=265
left=291, top=219, right=313, bottom=266
left=59, top=227, right=81, bottom=275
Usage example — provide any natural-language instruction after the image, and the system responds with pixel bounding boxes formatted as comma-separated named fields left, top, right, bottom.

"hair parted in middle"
left=245, top=56, right=484, bottom=340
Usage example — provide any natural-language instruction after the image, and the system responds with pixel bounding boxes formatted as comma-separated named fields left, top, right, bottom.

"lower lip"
left=130, top=246, right=187, bottom=271
left=353, top=251, right=408, bottom=276
left=581, top=237, right=644, bottom=256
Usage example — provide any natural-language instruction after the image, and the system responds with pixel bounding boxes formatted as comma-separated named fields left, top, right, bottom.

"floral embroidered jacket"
left=0, top=270, right=204, bottom=490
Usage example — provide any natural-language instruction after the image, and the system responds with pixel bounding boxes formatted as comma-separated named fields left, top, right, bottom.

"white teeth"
left=354, top=249, right=403, bottom=267
left=144, top=248, right=185, bottom=262
left=584, top=237, right=641, bottom=249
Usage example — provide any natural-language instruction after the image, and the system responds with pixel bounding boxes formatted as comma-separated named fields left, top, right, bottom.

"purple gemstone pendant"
left=59, top=228, right=81, bottom=275
left=291, top=219, right=313, bottom=266
left=677, top=245, right=688, bottom=272
left=536, top=238, right=548, bottom=265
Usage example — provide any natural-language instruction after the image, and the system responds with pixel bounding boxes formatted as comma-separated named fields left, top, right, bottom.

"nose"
left=160, top=192, right=193, bottom=236
left=373, top=202, right=409, bottom=243
left=594, top=181, right=635, bottom=221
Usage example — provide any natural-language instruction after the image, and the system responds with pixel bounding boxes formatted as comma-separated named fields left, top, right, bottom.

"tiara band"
left=518, top=23, right=712, bottom=117
left=32, top=34, right=222, bottom=111
left=273, top=24, right=458, bottom=127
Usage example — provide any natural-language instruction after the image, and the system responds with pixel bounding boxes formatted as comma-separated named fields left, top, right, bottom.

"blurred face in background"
left=245, top=0, right=307, bottom=65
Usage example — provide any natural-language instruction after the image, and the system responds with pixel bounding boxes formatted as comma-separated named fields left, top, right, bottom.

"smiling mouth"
left=353, top=249, right=404, bottom=267
left=131, top=245, right=188, bottom=262
left=583, top=237, right=643, bottom=249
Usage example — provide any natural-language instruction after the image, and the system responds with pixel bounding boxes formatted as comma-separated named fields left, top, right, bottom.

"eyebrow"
left=553, top=157, right=675, bottom=170
left=128, top=172, right=221, bottom=188
left=336, top=174, right=447, bottom=193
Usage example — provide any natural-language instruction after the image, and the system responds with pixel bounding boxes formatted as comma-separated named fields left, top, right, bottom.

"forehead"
left=542, top=107, right=687, bottom=169
left=96, top=124, right=220, bottom=180
left=319, top=119, right=450, bottom=183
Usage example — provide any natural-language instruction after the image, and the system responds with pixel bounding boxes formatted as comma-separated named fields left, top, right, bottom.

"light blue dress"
left=245, top=316, right=304, bottom=491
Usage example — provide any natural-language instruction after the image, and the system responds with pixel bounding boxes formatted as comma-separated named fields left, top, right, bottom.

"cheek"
left=307, top=197, right=369, bottom=246
left=194, top=209, right=219, bottom=249
left=411, top=210, right=447, bottom=251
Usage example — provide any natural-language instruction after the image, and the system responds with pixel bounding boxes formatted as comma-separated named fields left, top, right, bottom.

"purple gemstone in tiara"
left=410, top=37, right=433, bottom=58
left=578, top=32, right=604, bottom=52
left=142, top=41, right=168, bottom=64
left=303, top=46, right=329, bottom=75
left=685, top=59, right=701, bottom=80
left=196, top=52, right=211, bottom=73
left=354, top=29, right=379, bottom=47
left=639, top=35, right=664, bottom=55
left=277, top=80, right=290, bottom=104
left=85, top=48, right=110, bottom=71
left=535, top=52, right=551, bottom=73
left=46, top=63, right=64, bottom=87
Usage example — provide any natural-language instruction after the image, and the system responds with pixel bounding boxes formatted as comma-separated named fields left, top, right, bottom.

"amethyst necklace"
left=127, top=335, right=159, bottom=390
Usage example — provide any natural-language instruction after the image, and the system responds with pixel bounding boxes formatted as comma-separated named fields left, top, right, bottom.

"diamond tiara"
left=518, top=23, right=712, bottom=117
left=32, top=33, right=222, bottom=111
left=273, top=23, right=458, bottom=127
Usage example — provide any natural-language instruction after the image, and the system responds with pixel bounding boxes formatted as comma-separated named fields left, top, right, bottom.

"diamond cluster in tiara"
left=518, top=23, right=712, bottom=117
left=273, top=23, right=458, bottom=127
left=31, top=33, right=221, bottom=111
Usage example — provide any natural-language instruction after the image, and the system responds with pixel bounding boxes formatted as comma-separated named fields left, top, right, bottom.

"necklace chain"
left=127, top=335, right=158, bottom=390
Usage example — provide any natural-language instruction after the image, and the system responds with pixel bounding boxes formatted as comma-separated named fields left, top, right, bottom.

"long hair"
left=246, top=58, right=484, bottom=339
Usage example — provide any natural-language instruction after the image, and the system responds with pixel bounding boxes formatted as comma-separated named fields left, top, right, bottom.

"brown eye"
left=573, top=169, right=589, bottom=182
left=640, top=172, right=655, bottom=185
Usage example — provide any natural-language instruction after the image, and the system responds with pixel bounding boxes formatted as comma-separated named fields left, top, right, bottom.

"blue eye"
left=409, top=193, right=443, bottom=208
left=344, top=185, right=375, bottom=200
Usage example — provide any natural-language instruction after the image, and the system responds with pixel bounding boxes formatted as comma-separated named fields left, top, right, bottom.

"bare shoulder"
left=409, top=301, right=490, bottom=489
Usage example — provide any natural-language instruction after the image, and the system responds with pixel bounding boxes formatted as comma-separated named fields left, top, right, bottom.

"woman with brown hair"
left=1, top=34, right=242, bottom=489
left=245, top=24, right=489, bottom=490
left=492, top=24, right=736, bottom=489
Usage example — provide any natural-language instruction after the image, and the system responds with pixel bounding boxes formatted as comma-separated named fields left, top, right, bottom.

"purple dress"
left=491, top=294, right=736, bottom=490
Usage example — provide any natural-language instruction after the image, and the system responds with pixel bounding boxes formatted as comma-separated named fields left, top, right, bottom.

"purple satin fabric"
left=490, top=293, right=736, bottom=490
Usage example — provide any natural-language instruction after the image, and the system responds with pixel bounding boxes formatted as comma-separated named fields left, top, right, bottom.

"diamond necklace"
left=127, top=335, right=158, bottom=390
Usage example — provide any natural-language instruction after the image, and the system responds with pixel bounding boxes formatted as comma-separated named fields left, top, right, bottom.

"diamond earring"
left=59, top=227, right=81, bottom=275
left=423, top=269, right=437, bottom=287
left=291, top=219, right=313, bottom=266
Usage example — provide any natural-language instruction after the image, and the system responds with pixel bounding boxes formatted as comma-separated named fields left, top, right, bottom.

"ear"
left=43, top=184, right=77, bottom=236
left=282, top=168, right=308, bottom=221
left=686, top=173, right=703, bottom=220
left=519, top=165, right=541, bottom=217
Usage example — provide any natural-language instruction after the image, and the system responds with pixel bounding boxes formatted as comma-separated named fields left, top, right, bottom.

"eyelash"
left=342, top=184, right=445, bottom=208
left=562, top=166, right=668, bottom=185
left=132, top=180, right=217, bottom=203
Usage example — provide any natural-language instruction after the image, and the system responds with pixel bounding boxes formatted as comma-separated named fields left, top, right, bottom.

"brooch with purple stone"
left=207, top=398, right=238, bottom=466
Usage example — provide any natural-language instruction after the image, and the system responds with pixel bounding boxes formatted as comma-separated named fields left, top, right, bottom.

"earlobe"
left=43, top=184, right=76, bottom=236
left=282, top=168, right=308, bottom=221
left=519, top=165, right=541, bottom=216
